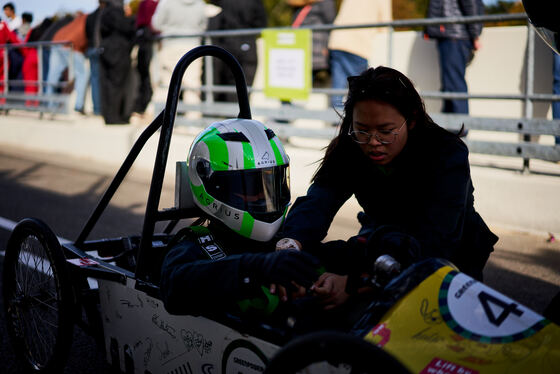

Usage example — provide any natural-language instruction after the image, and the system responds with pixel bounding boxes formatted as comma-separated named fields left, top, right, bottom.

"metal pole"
left=38, top=45, right=43, bottom=95
left=204, top=36, right=214, bottom=104
left=388, top=26, right=394, bottom=67
left=523, top=23, right=535, bottom=172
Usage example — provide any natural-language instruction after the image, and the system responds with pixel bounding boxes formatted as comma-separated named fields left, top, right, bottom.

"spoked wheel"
left=3, top=218, right=75, bottom=373
left=264, top=331, right=410, bottom=374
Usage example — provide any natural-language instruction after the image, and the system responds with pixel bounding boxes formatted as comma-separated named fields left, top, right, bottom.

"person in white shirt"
left=3, top=2, right=22, bottom=32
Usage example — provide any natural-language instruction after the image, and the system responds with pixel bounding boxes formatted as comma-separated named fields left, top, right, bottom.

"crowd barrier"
left=0, top=40, right=73, bottom=114
left=2, top=13, right=560, bottom=171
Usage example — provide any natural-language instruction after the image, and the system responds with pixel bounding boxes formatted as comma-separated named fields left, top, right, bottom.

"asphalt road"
left=0, top=148, right=559, bottom=373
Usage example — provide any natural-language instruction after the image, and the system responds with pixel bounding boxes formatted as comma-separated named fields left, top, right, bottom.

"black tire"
left=3, top=218, right=75, bottom=373
left=544, top=291, right=560, bottom=325
left=264, top=331, right=410, bottom=374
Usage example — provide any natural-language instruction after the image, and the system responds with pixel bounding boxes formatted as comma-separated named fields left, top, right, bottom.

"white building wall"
left=250, top=26, right=556, bottom=120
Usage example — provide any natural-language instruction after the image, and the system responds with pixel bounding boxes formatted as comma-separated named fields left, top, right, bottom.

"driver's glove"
left=241, top=250, right=320, bottom=291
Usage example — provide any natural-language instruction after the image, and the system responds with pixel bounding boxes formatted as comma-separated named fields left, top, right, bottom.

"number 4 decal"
left=478, top=291, right=524, bottom=326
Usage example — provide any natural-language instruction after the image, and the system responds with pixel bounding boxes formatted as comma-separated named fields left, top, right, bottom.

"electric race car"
left=3, top=46, right=560, bottom=374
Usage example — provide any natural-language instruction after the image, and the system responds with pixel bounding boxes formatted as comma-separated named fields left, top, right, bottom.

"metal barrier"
left=0, top=40, right=73, bottom=114
left=152, top=12, right=560, bottom=171
left=2, top=14, right=559, bottom=170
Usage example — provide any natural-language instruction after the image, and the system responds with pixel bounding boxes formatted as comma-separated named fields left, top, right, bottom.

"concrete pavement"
left=1, top=109, right=560, bottom=237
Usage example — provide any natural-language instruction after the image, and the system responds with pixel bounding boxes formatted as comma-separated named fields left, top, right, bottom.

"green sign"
left=262, top=29, right=311, bottom=100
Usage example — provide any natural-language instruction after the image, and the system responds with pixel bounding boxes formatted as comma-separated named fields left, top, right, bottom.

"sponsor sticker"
left=222, top=340, right=268, bottom=374
left=67, top=257, right=99, bottom=267
left=420, top=358, right=479, bottom=374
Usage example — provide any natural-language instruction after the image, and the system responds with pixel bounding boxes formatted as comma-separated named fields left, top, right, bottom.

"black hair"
left=3, top=2, right=14, bottom=11
left=22, top=12, right=32, bottom=23
left=312, top=66, right=438, bottom=182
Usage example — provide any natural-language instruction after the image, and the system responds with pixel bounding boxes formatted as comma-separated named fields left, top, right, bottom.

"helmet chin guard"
left=187, top=119, right=290, bottom=241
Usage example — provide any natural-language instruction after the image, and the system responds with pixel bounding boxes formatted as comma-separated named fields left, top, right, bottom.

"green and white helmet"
left=188, top=118, right=290, bottom=242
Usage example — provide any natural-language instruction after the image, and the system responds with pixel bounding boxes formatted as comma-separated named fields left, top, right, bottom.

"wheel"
left=3, top=218, right=75, bottom=373
left=544, top=291, right=560, bottom=325
left=264, top=331, right=410, bottom=374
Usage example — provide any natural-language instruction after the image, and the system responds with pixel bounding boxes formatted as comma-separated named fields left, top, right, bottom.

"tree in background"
left=258, top=0, right=523, bottom=28
left=485, top=0, right=525, bottom=27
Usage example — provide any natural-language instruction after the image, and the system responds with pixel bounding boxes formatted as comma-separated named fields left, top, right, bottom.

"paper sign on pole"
left=262, top=29, right=311, bottom=100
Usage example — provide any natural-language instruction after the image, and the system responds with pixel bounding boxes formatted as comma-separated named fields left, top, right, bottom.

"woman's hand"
left=269, top=282, right=307, bottom=302
left=312, top=272, right=349, bottom=310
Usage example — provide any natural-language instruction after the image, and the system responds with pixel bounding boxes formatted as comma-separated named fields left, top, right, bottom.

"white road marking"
left=0, top=216, right=17, bottom=231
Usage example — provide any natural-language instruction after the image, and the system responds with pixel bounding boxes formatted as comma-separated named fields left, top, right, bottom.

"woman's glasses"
left=348, top=119, right=407, bottom=145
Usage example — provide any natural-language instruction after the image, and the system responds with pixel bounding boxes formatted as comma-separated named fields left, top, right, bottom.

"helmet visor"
left=203, top=165, right=290, bottom=223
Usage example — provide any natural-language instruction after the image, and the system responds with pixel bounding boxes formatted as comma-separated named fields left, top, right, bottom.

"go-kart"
left=3, top=46, right=559, bottom=374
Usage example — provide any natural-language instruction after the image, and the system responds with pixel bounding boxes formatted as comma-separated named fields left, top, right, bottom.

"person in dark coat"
left=86, top=0, right=108, bottom=116
left=288, top=0, right=336, bottom=85
left=133, top=0, right=159, bottom=115
left=277, top=66, right=498, bottom=309
left=206, top=0, right=267, bottom=102
left=99, top=0, right=135, bottom=124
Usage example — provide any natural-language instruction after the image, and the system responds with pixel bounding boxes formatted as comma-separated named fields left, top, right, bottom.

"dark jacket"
left=86, top=7, right=104, bottom=48
left=160, top=223, right=277, bottom=316
left=282, top=124, right=497, bottom=280
left=39, top=15, right=74, bottom=41
left=425, top=0, right=484, bottom=41
left=291, top=0, right=336, bottom=72
left=100, top=4, right=136, bottom=67
left=208, top=0, right=267, bottom=66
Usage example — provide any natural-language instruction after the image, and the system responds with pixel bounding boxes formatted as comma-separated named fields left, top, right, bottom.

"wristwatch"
left=275, top=238, right=301, bottom=251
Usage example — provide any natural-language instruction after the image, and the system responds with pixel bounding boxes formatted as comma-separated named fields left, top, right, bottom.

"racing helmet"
left=522, top=0, right=560, bottom=54
left=187, top=118, right=290, bottom=242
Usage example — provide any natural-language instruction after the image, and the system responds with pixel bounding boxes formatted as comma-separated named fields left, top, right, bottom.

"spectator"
left=21, top=16, right=43, bottom=105
left=206, top=0, right=267, bottom=103
left=17, top=12, right=32, bottom=39
left=133, top=0, right=159, bottom=115
left=0, top=20, right=20, bottom=101
left=99, top=0, right=136, bottom=124
left=38, top=14, right=74, bottom=93
left=86, top=0, right=109, bottom=116
left=2, top=2, right=21, bottom=32
left=46, top=12, right=90, bottom=115
left=425, top=0, right=484, bottom=114
left=152, top=0, right=207, bottom=112
left=553, top=52, right=560, bottom=145
left=328, top=0, right=392, bottom=111
left=287, top=0, right=336, bottom=87
left=22, top=17, right=52, bottom=102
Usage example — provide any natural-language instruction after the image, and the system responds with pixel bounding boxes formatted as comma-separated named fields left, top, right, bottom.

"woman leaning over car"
left=277, top=66, right=498, bottom=309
